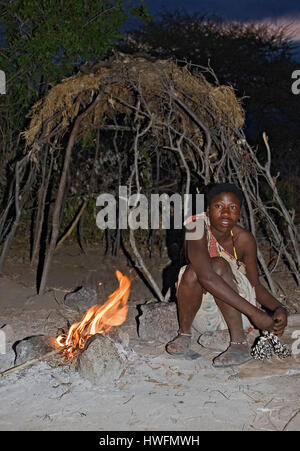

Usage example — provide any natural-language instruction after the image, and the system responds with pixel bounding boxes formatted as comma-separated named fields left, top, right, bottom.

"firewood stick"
left=0, top=348, right=64, bottom=378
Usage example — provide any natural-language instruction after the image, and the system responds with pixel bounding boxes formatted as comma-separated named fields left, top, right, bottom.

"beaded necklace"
left=217, top=229, right=238, bottom=260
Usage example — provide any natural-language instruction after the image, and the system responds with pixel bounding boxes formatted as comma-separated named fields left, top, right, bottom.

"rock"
left=63, top=287, right=97, bottom=312
left=76, top=334, right=124, bottom=386
left=138, top=301, right=179, bottom=343
left=14, top=335, right=53, bottom=365
left=0, top=324, right=14, bottom=353
left=105, top=328, right=130, bottom=348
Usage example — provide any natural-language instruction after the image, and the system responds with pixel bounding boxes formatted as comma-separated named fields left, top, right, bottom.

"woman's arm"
left=242, top=231, right=287, bottom=335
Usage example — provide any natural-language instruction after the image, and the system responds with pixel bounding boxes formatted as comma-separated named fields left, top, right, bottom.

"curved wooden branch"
left=38, top=89, right=106, bottom=294
left=0, top=158, right=35, bottom=273
left=171, top=93, right=212, bottom=185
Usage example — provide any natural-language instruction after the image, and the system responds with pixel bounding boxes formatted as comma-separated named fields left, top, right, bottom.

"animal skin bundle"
left=251, top=330, right=291, bottom=360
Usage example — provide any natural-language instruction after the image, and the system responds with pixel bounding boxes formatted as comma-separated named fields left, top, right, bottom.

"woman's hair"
left=206, top=183, right=244, bottom=207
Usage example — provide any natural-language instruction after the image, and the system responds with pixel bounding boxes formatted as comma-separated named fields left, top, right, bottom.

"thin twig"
left=282, top=408, right=300, bottom=431
left=0, top=348, right=63, bottom=378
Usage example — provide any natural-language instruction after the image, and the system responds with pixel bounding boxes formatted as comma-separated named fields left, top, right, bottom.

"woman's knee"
left=211, top=256, right=231, bottom=276
left=181, top=264, right=199, bottom=286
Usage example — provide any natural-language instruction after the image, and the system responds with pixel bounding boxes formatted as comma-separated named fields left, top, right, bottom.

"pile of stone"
left=13, top=328, right=131, bottom=386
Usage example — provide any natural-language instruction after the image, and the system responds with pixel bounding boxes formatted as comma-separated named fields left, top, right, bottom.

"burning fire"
left=56, top=270, right=131, bottom=358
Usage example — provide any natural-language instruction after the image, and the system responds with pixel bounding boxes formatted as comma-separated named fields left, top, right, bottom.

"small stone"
left=105, top=328, right=130, bottom=348
left=63, top=287, right=97, bottom=312
left=138, top=301, right=179, bottom=343
left=0, top=324, right=14, bottom=352
left=14, top=335, right=53, bottom=365
left=76, top=334, right=124, bottom=385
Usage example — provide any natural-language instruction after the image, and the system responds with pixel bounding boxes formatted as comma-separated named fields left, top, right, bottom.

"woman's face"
left=207, top=192, right=241, bottom=233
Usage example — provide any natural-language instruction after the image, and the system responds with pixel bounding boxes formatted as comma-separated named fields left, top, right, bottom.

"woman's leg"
left=166, top=264, right=204, bottom=355
left=210, top=257, right=251, bottom=367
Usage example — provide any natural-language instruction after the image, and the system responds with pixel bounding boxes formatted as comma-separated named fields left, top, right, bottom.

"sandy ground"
left=1, top=244, right=300, bottom=431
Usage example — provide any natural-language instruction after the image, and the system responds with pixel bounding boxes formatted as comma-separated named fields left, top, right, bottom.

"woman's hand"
left=272, top=306, right=288, bottom=336
left=250, top=309, right=275, bottom=332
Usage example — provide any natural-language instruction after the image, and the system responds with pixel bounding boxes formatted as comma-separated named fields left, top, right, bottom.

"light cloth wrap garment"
left=178, top=213, right=257, bottom=334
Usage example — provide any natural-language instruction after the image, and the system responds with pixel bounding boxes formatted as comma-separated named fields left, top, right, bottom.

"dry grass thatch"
left=23, top=53, right=244, bottom=151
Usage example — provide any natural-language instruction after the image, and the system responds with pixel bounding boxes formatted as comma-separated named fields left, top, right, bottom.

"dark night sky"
left=142, top=0, right=300, bottom=59
left=145, top=0, right=300, bottom=22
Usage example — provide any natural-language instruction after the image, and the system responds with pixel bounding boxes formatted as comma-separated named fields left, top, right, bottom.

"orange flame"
left=56, top=270, right=131, bottom=358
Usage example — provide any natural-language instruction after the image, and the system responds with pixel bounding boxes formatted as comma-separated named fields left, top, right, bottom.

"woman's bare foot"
left=166, top=333, right=201, bottom=360
left=166, top=333, right=192, bottom=356
left=212, top=343, right=252, bottom=368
